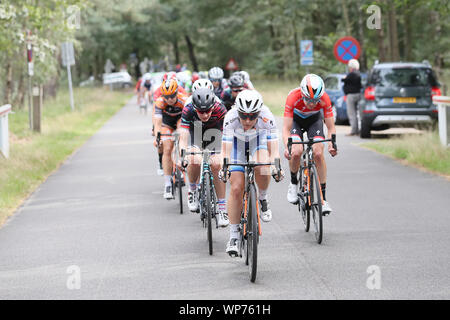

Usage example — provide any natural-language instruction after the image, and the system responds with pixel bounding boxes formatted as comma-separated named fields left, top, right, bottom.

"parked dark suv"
left=359, top=62, right=441, bottom=138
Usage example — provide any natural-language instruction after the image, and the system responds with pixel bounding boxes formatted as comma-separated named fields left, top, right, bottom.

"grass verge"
left=360, top=131, right=450, bottom=178
left=0, top=87, right=132, bottom=226
left=253, top=78, right=298, bottom=116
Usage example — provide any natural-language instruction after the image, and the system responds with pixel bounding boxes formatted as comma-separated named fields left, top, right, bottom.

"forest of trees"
left=1, top=0, right=449, bottom=108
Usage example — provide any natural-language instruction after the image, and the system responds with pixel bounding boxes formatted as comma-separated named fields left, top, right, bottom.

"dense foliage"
left=1, top=0, right=449, bottom=107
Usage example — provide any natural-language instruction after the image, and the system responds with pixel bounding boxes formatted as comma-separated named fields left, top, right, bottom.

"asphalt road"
left=0, top=96, right=449, bottom=299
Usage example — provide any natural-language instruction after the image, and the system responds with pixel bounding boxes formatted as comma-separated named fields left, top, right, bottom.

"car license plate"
left=393, top=97, right=416, bottom=103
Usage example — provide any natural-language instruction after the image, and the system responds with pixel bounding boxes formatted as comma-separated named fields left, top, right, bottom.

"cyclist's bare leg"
left=228, top=171, right=245, bottom=225
left=162, top=134, right=174, bottom=176
left=289, top=143, right=303, bottom=173
left=313, top=142, right=326, bottom=184
left=210, top=154, right=226, bottom=200
left=186, top=152, right=202, bottom=185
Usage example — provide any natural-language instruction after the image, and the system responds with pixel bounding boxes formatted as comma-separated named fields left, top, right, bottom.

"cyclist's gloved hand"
left=218, top=168, right=230, bottom=183
left=271, top=166, right=285, bottom=182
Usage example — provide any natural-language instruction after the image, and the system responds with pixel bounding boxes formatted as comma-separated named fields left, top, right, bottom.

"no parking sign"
left=333, top=36, right=361, bottom=64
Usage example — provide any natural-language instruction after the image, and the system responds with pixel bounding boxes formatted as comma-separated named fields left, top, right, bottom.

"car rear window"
left=369, top=68, right=439, bottom=87
left=324, top=77, right=340, bottom=90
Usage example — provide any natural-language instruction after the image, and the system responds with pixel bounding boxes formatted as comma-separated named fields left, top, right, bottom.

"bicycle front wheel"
left=298, top=169, right=310, bottom=232
left=204, top=172, right=213, bottom=255
left=309, top=165, right=323, bottom=244
left=247, top=183, right=259, bottom=283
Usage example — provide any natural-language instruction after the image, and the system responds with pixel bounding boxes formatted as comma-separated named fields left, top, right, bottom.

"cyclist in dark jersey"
left=220, top=74, right=245, bottom=111
left=179, top=87, right=229, bottom=227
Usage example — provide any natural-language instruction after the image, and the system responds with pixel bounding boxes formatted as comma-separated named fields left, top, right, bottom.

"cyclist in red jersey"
left=282, top=74, right=337, bottom=215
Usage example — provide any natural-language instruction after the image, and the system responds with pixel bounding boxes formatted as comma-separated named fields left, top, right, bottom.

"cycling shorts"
left=290, top=112, right=325, bottom=142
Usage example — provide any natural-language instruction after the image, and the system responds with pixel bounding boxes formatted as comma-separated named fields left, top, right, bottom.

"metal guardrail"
left=432, top=96, right=450, bottom=147
left=0, top=104, right=12, bottom=158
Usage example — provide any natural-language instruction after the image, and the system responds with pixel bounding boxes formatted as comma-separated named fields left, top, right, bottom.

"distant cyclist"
left=233, top=70, right=255, bottom=90
left=139, top=73, right=153, bottom=114
left=208, top=67, right=228, bottom=98
left=154, top=78, right=188, bottom=199
left=220, top=74, right=245, bottom=111
left=282, top=74, right=337, bottom=214
left=221, top=90, right=283, bottom=256
left=179, top=87, right=229, bottom=227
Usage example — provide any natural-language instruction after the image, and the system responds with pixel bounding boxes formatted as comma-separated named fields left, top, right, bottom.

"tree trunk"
left=341, top=0, right=352, bottom=35
left=377, top=23, right=387, bottom=62
left=4, top=61, right=13, bottom=104
left=357, top=0, right=367, bottom=70
left=387, top=0, right=400, bottom=61
left=403, top=5, right=412, bottom=61
left=172, top=38, right=180, bottom=65
left=184, top=34, right=198, bottom=72
left=13, top=72, right=25, bottom=109
left=430, top=11, right=444, bottom=74
left=292, top=19, right=300, bottom=72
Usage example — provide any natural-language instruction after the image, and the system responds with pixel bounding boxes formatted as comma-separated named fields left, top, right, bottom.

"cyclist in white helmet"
left=282, top=74, right=337, bottom=215
left=184, top=79, right=222, bottom=106
left=208, top=67, right=229, bottom=97
left=220, top=89, right=284, bottom=256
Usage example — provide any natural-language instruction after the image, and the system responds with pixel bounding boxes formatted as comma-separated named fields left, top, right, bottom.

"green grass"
left=253, top=78, right=299, bottom=116
left=0, top=87, right=132, bottom=225
left=361, top=131, right=450, bottom=177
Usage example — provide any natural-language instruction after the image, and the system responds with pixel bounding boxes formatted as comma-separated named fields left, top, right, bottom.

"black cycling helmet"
left=228, top=74, right=244, bottom=88
left=192, top=87, right=215, bottom=111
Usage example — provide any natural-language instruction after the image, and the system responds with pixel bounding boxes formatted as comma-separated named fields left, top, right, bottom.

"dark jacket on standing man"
left=342, top=71, right=362, bottom=95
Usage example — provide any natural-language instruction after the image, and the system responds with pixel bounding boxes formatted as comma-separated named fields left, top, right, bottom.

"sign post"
left=62, top=42, right=75, bottom=111
left=333, top=36, right=361, bottom=65
left=225, top=58, right=239, bottom=72
left=300, top=40, right=314, bottom=67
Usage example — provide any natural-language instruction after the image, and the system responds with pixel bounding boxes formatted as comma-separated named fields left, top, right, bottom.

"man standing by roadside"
left=342, top=59, right=362, bottom=136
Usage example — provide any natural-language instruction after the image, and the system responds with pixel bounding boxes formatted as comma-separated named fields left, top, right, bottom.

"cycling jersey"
left=181, top=101, right=227, bottom=150
left=284, top=88, right=332, bottom=141
left=220, top=88, right=236, bottom=111
left=223, top=105, right=278, bottom=172
left=284, top=88, right=333, bottom=120
left=135, top=78, right=143, bottom=92
left=141, top=80, right=152, bottom=90
left=155, top=93, right=188, bottom=129
left=212, top=79, right=229, bottom=97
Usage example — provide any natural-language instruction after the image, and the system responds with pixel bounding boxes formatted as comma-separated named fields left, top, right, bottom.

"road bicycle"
left=221, top=152, right=282, bottom=283
left=181, top=147, right=219, bottom=255
left=287, top=133, right=336, bottom=244
left=156, top=131, right=185, bottom=214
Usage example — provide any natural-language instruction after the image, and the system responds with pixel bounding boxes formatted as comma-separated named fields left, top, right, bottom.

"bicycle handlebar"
left=287, top=134, right=337, bottom=156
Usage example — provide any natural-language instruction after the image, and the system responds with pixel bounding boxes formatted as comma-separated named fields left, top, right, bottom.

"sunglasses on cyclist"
left=163, top=92, right=177, bottom=100
left=302, top=96, right=320, bottom=104
left=232, top=87, right=244, bottom=93
left=195, top=108, right=213, bottom=115
left=238, top=111, right=259, bottom=120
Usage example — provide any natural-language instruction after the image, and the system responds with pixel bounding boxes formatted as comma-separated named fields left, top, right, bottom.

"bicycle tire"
left=310, top=165, right=323, bottom=244
left=204, top=172, right=213, bottom=255
left=247, top=183, right=258, bottom=283
left=298, top=169, right=310, bottom=232
left=177, top=169, right=183, bottom=214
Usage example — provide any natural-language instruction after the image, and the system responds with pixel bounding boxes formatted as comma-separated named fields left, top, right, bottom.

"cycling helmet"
left=161, top=79, right=178, bottom=96
left=300, top=74, right=325, bottom=100
left=143, top=73, right=152, bottom=82
left=192, top=79, right=214, bottom=92
left=163, top=71, right=176, bottom=81
left=235, top=90, right=263, bottom=114
left=228, top=74, right=245, bottom=88
left=192, top=88, right=215, bottom=111
left=239, top=70, right=250, bottom=82
left=208, top=67, right=224, bottom=81
left=191, top=72, right=200, bottom=83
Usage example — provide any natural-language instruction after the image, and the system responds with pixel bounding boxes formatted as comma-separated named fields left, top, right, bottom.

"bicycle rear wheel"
left=247, top=183, right=259, bottom=283
left=309, top=165, right=323, bottom=244
left=298, top=169, right=310, bottom=232
left=204, top=172, right=213, bottom=255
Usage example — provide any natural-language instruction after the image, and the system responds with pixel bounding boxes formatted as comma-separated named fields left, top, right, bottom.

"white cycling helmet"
left=208, top=67, right=224, bottom=81
left=192, top=79, right=214, bottom=92
left=300, top=74, right=325, bottom=100
left=240, top=70, right=250, bottom=82
left=235, top=89, right=263, bottom=114
left=143, top=73, right=152, bottom=81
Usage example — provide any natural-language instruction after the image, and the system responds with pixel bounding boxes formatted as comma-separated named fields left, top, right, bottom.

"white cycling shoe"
left=163, top=185, right=174, bottom=200
left=322, top=201, right=333, bottom=215
left=287, top=183, right=298, bottom=204
left=187, top=190, right=199, bottom=212
left=157, top=168, right=164, bottom=176
left=216, top=210, right=229, bottom=227
left=226, top=238, right=239, bottom=257
left=259, top=199, right=272, bottom=222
